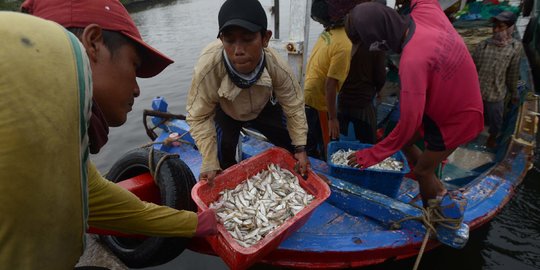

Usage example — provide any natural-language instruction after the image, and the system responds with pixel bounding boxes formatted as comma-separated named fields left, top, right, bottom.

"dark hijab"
left=345, top=2, right=410, bottom=54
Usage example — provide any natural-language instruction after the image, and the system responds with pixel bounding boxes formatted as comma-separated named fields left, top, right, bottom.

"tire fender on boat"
left=99, top=147, right=197, bottom=268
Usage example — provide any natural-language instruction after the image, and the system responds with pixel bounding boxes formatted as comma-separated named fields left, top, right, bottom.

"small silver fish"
left=209, top=164, right=314, bottom=247
left=331, top=149, right=404, bottom=171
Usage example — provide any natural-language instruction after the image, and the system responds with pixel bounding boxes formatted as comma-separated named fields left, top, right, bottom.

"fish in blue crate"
left=330, top=148, right=404, bottom=171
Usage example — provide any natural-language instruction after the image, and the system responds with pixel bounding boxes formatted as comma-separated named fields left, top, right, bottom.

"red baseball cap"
left=21, top=0, right=174, bottom=78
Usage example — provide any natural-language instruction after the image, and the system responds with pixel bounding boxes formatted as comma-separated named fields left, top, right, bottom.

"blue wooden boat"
left=94, top=10, right=540, bottom=270
left=97, top=83, right=537, bottom=269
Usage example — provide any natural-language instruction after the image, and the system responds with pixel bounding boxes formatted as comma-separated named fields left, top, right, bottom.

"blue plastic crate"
left=327, top=141, right=410, bottom=198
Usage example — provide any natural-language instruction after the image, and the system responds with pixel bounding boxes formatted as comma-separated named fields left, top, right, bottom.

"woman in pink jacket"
left=346, top=1, right=484, bottom=249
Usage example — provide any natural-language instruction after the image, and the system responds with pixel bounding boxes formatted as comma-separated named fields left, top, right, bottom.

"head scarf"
left=327, top=0, right=370, bottom=26
left=345, top=2, right=410, bottom=54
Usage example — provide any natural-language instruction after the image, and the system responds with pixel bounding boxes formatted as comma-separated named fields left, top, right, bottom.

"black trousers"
left=214, top=102, right=293, bottom=169
left=338, top=103, right=377, bottom=144
left=305, top=105, right=325, bottom=159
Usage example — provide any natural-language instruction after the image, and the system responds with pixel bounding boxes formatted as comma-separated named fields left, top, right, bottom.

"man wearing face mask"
left=186, top=0, right=309, bottom=184
left=472, top=11, right=522, bottom=149
left=345, top=0, right=484, bottom=249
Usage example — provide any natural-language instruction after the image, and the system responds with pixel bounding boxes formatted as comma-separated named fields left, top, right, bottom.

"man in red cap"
left=0, top=0, right=216, bottom=268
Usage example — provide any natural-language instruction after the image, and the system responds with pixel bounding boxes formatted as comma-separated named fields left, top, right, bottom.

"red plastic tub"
left=191, top=147, right=331, bottom=270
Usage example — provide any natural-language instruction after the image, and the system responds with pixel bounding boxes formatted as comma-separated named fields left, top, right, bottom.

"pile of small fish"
left=209, top=164, right=314, bottom=248
left=330, top=149, right=356, bottom=166
left=330, top=148, right=404, bottom=171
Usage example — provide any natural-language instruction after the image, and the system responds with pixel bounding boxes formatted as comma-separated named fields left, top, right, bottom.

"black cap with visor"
left=218, top=0, right=268, bottom=37
left=490, top=11, right=517, bottom=26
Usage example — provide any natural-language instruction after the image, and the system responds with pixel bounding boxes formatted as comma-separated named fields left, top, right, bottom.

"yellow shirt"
left=304, top=27, right=352, bottom=111
left=87, top=162, right=197, bottom=237
left=0, top=12, right=197, bottom=270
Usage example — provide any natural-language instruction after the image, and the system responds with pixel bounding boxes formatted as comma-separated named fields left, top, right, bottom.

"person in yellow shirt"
left=0, top=1, right=216, bottom=269
left=305, top=0, right=373, bottom=159
left=304, top=23, right=352, bottom=159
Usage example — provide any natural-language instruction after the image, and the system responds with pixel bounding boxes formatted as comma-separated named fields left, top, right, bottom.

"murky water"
left=90, top=0, right=540, bottom=269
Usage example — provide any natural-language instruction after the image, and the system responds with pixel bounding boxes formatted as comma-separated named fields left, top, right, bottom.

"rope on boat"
left=147, top=146, right=179, bottom=184
left=144, top=131, right=190, bottom=182
left=144, top=131, right=193, bottom=183
left=390, top=203, right=463, bottom=270
left=414, top=230, right=431, bottom=270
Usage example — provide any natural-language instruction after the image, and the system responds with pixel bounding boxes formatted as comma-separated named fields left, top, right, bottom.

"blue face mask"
left=368, top=40, right=390, bottom=52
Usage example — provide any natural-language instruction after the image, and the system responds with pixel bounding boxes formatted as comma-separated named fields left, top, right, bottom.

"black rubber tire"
left=99, top=147, right=197, bottom=268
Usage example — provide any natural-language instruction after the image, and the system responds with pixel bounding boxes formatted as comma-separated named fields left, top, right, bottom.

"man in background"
left=472, top=11, right=522, bottom=148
